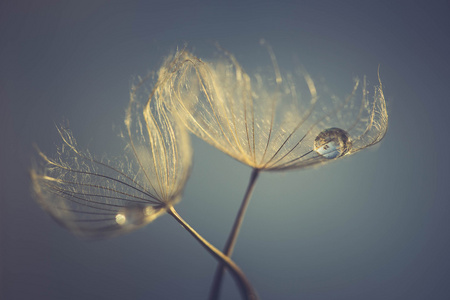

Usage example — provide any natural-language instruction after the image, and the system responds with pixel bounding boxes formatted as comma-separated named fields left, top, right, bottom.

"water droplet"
left=115, top=205, right=155, bottom=226
left=314, top=128, right=351, bottom=159
left=115, top=213, right=126, bottom=225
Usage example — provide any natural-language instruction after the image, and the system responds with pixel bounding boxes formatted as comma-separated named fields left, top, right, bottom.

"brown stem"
left=167, top=206, right=258, bottom=300
left=208, top=168, right=260, bottom=300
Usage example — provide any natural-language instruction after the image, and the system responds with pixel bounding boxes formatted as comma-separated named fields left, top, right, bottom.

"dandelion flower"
left=30, top=59, right=258, bottom=299
left=162, top=45, right=388, bottom=299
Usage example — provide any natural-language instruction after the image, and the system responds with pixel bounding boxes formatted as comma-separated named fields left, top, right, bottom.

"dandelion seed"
left=30, top=80, right=191, bottom=238
left=161, top=45, right=388, bottom=300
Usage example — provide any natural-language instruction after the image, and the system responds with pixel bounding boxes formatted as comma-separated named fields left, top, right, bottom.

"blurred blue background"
left=1, top=1, right=449, bottom=299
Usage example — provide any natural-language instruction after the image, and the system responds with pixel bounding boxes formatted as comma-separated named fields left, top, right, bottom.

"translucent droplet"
left=115, top=213, right=126, bottom=225
left=115, top=205, right=155, bottom=226
left=314, top=128, right=352, bottom=159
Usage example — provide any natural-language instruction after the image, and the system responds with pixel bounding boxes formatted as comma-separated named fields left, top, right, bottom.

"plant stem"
left=208, top=168, right=260, bottom=300
left=167, top=206, right=258, bottom=300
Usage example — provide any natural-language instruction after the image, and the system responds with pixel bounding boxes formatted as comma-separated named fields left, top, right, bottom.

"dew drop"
left=115, top=213, right=126, bottom=225
left=314, top=128, right=352, bottom=159
left=115, top=205, right=155, bottom=226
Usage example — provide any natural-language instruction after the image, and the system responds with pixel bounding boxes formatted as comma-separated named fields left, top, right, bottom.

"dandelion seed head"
left=163, top=47, right=388, bottom=171
left=31, top=59, right=192, bottom=239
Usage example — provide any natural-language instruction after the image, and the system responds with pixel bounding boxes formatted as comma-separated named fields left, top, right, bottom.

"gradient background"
left=1, top=1, right=449, bottom=299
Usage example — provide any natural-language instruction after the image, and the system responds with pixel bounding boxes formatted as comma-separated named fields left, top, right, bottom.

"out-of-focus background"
left=1, top=1, right=449, bottom=299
